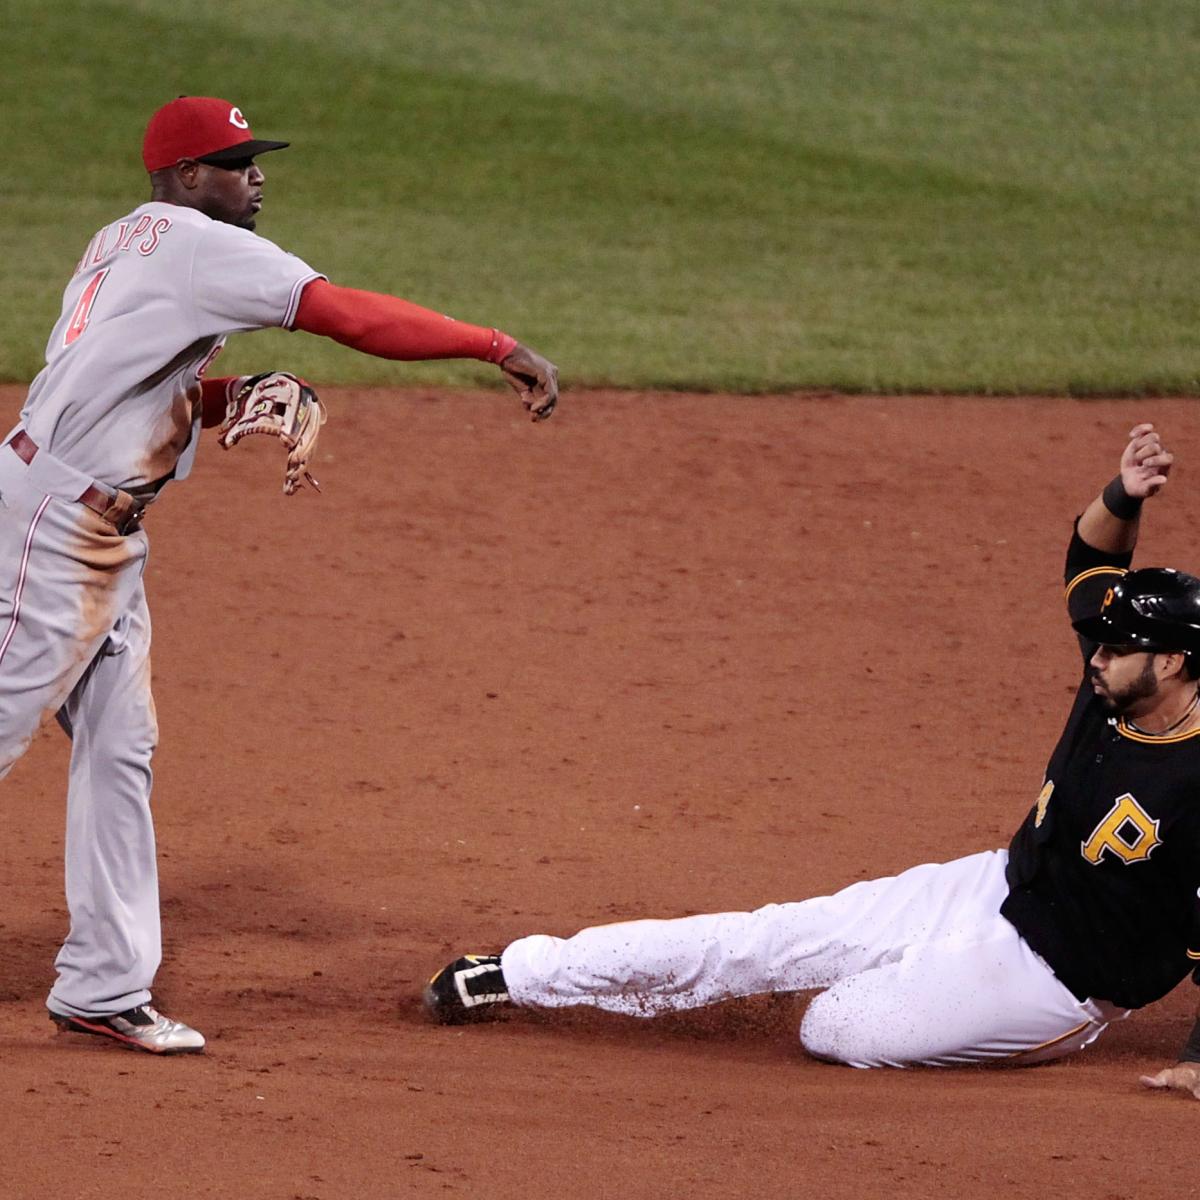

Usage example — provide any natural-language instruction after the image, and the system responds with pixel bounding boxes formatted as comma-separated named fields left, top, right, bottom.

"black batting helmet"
left=1073, top=568, right=1200, bottom=655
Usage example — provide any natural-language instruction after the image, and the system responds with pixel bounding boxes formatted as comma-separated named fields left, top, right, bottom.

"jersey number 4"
left=1080, top=793, right=1161, bottom=865
left=63, top=269, right=109, bottom=348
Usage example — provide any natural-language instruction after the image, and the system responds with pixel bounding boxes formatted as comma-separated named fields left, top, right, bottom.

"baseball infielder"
left=427, top=425, right=1200, bottom=1097
left=5, top=96, right=558, bottom=1054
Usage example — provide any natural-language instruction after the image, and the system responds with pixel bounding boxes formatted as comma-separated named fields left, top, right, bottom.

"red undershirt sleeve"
left=291, top=278, right=517, bottom=364
left=199, top=376, right=243, bottom=428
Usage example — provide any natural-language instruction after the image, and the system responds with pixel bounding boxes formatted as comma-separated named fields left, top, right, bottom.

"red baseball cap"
left=142, top=96, right=289, bottom=172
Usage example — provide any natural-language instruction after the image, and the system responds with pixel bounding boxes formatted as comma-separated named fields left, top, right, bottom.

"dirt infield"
left=1, top=386, right=1198, bottom=1199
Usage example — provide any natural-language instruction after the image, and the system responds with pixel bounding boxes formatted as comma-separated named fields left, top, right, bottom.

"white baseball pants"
left=501, top=849, right=1128, bottom=1067
left=0, top=444, right=160, bottom=1018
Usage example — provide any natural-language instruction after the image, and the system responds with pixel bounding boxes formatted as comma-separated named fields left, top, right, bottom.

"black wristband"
left=1102, top=475, right=1143, bottom=521
left=1181, top=1016, right=1200, bottom=1063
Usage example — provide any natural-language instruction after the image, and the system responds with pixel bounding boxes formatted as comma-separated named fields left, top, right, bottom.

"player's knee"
left=123, top=689, right=159, bottom=762
left=799, top=989, right=888, bottom=1069
left=799, top=992, right=849, bottom=1063
left=134, top=710, right=158, bottom=759
left=115, top=713, right=157, bottom=774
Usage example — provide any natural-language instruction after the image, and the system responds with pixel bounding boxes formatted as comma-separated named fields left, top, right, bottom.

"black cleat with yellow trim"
left=424, top=954, right=510, bottom=1024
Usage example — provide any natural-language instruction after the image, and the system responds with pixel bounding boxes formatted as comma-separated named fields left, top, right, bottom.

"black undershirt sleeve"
left=1065, top=517, right=1134, bottom=584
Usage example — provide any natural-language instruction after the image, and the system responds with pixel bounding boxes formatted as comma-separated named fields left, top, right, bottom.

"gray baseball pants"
left=0, top=443, right=160, bottom=1019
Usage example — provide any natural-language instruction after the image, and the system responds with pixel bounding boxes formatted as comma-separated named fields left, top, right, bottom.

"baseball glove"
left=217, top=372, right=327, bottom=495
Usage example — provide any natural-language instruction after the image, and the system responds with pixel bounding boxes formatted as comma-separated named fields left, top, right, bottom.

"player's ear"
left=174, top=159, right=202, bottom=190
left=1158, top=650, right=1189, bottom=682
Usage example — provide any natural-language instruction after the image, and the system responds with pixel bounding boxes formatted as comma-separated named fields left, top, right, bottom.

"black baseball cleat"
left=50, top=1002, right=206, bottom=1054
left=424, top=954, right=510, bottom=1024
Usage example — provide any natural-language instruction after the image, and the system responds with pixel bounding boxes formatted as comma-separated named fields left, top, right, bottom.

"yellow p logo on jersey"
left=1081, top=793, right=1161, bottom=865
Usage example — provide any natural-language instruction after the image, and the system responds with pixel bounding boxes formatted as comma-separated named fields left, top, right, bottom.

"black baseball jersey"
left=1001, top=523, right=1200, bottom=1010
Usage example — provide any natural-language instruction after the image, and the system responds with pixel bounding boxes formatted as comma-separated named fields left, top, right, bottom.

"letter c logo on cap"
left=229, top=107, right=249, bottom=130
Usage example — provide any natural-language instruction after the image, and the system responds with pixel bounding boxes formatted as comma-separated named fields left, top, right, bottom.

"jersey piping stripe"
left=283, top=271, right=326, bottom=329
left=1064, top=565, right=1127, bottom=603
left=1001, top=1018, right=1092, bottom=1062
left=1114, top=720, right=1200, bottom=745
left=0, top=495, right=53, bottom=673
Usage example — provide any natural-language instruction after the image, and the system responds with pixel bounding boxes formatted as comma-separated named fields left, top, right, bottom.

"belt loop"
left=9, top=429, right=38, bottom=466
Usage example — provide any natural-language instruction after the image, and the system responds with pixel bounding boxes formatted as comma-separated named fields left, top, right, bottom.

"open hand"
left=1140, top=1063, right=1200, bottom=1099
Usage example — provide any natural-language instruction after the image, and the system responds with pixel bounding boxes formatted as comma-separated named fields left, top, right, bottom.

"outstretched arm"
left=292, top=279, right=558, bottom=421
left=1076, top=423, right=1173, bottom=554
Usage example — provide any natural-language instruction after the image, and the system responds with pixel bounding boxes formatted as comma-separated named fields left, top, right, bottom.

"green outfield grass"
left=2, top=0, right=1199, bottom=393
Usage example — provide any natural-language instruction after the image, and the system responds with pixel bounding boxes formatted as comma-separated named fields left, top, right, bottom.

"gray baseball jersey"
left=21, top=200, right=322, bottom=496
left=1, top=201, right=322, bottom=1021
